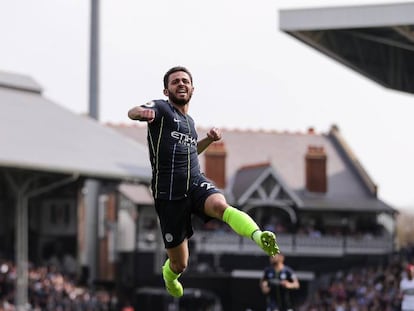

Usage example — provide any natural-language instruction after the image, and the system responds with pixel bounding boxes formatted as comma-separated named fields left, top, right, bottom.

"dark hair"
left=163, top=66, right=193, bottom=89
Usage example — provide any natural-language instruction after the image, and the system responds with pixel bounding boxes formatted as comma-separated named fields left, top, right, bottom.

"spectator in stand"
left=400, top=264, right=414, bottom=311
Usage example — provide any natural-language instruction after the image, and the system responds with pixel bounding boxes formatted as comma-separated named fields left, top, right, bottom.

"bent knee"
left=205, top=194, right=227, bottom=218
left=170, top=260, right=188, bottom=274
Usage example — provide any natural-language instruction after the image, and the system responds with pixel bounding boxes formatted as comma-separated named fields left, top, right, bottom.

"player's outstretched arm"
left=197, top=127, right=221, bottom=154
left=128, top=106, right=155, bottom=123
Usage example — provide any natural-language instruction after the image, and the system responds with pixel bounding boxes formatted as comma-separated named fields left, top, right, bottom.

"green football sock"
left=162, top=258, right=183, bottom=297
left=222, top=206, right=280, bottom=256
left=162, top=258, right=180, bottom=281
left=222, top=206, right=260, bottom=238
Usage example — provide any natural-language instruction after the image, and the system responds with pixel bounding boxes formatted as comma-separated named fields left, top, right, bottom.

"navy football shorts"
left=154, top=174, right=221, bottom=248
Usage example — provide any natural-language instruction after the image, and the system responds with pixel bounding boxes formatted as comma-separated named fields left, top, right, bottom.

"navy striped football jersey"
left=141, top=99, right=201, bottom=200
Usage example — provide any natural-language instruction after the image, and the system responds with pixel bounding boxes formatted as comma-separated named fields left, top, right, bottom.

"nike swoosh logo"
left=173, top=118, right=181, bottom=122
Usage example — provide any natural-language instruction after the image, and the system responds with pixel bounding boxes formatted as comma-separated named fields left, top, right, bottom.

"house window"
left=49, top=203, right=70, bottom=225
left=42, top=199, right=76, bottom=235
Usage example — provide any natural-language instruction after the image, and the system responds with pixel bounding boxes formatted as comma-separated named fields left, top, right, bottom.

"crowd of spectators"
left=299, top=248, right=414, bottom=311
left=197, top=215, right=386, bottom=239
left=0, top=260, right=123, bottom=311
left=1, top=242, right=413, bottom=311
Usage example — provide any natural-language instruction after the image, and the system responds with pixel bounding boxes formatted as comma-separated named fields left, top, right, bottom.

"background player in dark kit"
left=128, top=66, right=279, bottom=297
left=260, top=253, right=300, bottom=311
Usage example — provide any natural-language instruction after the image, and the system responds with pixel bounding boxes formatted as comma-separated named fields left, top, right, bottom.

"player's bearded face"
left=165, top=71, right=194, bottom=106
left=168, top=87, right=193, bottom=106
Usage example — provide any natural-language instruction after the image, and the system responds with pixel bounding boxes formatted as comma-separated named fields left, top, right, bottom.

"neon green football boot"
left=162, top=260, right=184, bottom=298
left=253, top=230, right=280, bottom=256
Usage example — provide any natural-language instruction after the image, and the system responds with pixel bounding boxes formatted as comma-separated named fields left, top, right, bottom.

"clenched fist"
left=207, top=127, right=222, bottom=141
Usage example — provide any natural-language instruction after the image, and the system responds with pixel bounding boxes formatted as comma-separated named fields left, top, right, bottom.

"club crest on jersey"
left=171, top=131, right=197, bottom=146
left=143, top=101, right=155, bottom=107
left=165, top=233, right=173, bottom=243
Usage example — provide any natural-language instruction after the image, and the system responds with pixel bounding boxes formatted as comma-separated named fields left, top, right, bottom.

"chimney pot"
left=305, top=145, right=327, bottom=193
left=204, top=142, right=227, bottom=189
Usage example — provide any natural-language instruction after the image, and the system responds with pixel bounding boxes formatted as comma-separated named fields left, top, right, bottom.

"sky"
left=1, top=0, right=414, bottom=210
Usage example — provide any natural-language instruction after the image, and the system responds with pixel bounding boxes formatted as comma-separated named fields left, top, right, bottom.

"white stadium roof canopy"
left=279, top=2, right=414, bottom=94
left=0, top=70, right=151, bottom=183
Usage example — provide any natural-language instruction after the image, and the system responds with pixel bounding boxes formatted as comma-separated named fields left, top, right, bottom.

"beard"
left=169, top=91, right=192, bottom=106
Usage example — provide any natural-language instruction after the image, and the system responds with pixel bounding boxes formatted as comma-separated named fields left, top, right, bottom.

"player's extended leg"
left=204, top=194, right=280, bottom=256
left=162, top=240, right=189, bottom=297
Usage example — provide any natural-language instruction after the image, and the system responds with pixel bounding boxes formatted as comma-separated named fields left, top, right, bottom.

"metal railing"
left=137, top=231, right=394, bottom=256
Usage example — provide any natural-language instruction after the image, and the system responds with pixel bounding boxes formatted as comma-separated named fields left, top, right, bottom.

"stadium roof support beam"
left=393, top=26, right=414, bottom=43
left=3, top=169, right=79, bottom=310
